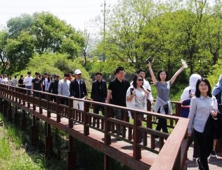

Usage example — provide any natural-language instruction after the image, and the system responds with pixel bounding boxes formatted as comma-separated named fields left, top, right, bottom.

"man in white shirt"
left=23, top=71, right=33, bottom=95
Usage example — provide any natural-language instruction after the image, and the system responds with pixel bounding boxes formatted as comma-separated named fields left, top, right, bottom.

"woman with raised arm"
left=147, top=61, right=186, bottom=133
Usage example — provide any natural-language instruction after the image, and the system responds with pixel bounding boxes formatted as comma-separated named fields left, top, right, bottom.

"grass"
left=0, top=113, right=66, bottom=170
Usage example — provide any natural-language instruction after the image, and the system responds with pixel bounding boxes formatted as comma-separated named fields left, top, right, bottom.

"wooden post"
left=21, top=110, right=27, bottom=131
left=7, top=105, right=13, bottom=122
left=83, top=101, right=89, bottom=136
left=14, top=106, right=19, bottom=125
left=31, top=116, right=38, bottom=146
left=45, top=123, right=53, bottom=158
left=104, top=155, right=110, bottom=170
left=68, top=98, right=73, bottom=128
left=67, top=135, right=76, bottom=170
left=133, top=111, right=141, bottom=159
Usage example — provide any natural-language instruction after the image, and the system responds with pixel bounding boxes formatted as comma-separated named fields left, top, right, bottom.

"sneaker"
left=211, top=150, right=217, bottom=158
left=193, top=157, right=198, bottom=161
left=196, top=158, right=204, bottom=170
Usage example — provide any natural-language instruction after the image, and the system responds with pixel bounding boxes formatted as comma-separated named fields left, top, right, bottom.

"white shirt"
left=130, top=79, right=153, bottom=102
left=24, top=76, right=33, bottom=86
left=126, top=85, right=147, bottom=111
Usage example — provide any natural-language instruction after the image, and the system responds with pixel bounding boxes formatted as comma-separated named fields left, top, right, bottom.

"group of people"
left=1, top=61, right=222, bottom=170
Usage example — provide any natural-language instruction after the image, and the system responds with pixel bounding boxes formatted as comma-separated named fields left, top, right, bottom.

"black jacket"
left=48, top=80, right=59, bottom=94
left=91, top=80, right=107, bottom=102
left=70, top=79, right=87, bottom=98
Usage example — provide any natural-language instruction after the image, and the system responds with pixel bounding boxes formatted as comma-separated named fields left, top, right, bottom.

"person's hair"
left=64, top=73, right=69, bottom=77
left=132, top=74, right=143, bottom=88
left=68, top=70, right=74, bottom=74
left=96, top=72, right=102, bottom=76
left=137, top=69, right=145, bottom=74
left=20, top=75, right=23, bottom=78
left=115, top=66, right=124, bottom=74
left=157, top=70, right=167, bottom=81
left=195, top=78, right=212, bottom=97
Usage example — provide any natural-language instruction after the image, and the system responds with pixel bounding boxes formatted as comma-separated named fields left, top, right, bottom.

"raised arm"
left=147, top=63, right=158, bottom=85
left=170, top=65, right=185, bottom=85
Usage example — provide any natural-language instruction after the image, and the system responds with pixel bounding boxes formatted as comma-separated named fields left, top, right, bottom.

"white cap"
left=74, top=69, right=82, bottom=75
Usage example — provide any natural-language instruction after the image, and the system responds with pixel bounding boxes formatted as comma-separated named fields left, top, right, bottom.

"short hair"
left=137, top=69, right=145, bottom=74
left=35, top=72, right=40, bottom=75
left=157, top=70, right=167, bottom=81
left=115, top=66, right=124, bottom=74
left=64, top=73, right=69, bottom=77
left=195, top=78, right=212, bottom=97
left=68, top=70, right=74, bottom=74
left=96, top=72, right=102, bottom=76
left=27, top=71, right=31, bottom=74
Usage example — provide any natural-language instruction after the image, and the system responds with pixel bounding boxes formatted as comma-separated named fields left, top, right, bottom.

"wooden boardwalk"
left=187, top=144, right=222, bottom=170
left=1, top=84, right=222, bottom=169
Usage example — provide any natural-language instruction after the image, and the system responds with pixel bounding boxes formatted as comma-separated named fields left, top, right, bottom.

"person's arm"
left=91, top=82, right=95, bottom=100
left=40, top=81, right=43, bottom=91
left=69, top=81, right=73, bottom=97
left=58, top=81, right=62, bottom=95
left=126, top=88, right=135, bottom=102
left=104, top=81, right=107, bottom=98
left=170, top=66, right=185, bottom=85
left=147, top=63, right=158, bottom=85
left=188, top=98, right=197, bottom=136
left=106, top=90, right=112, bottom=103
left=83, top=81, right=87, bottom=97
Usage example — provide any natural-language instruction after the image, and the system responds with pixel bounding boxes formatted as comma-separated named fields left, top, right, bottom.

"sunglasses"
left=137, top=79, right=143, bottom=81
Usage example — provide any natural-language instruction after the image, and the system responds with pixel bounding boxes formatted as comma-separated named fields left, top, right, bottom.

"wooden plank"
left=150, top=118, right=189, bottom=170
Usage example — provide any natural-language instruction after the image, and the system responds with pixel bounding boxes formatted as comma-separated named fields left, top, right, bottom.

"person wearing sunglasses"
left=126, top=74, right=149, bottom=141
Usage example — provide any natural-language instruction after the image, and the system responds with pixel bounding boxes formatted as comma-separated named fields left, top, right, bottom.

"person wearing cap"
left=48, top=74, right=60, bottom=102
left=58, top=73, right=71, bottom=105
left=107, top=67, right=130, bottom=134
left=32, top=72, right=43, bottom=97
left=23, top=71, right=33, bottom=95
left=70, top=69, right=87, bottom=110
left=91, top=72, right=107, bottom=115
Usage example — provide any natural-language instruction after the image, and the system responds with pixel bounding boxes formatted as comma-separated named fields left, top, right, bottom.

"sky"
left=0, top=0, right=118, bottom=32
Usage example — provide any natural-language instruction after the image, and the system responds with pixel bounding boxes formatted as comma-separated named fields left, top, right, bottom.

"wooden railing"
left=0, top=84, right=189, bottom=170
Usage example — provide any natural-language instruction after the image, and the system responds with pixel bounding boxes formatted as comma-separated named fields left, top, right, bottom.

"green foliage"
left=0, top=137, right=11, bottom=160
left=94, top=0, right=222, bottom=79
left=0, top=12, right=85, bottom=74
left=207, top=59, right=222, bottom=88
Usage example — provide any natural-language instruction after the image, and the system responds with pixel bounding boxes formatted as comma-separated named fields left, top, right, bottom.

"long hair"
left=195, top=78, right=212, bottom=97
left=157, top=70, right=167, bottom=81
left=132, top=74, right=143, bottom=89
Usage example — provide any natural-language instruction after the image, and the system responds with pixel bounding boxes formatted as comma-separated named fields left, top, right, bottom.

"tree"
left=1, top=12, right=86, bottom=74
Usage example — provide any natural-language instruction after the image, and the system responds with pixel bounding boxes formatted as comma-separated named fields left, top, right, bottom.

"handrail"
left=0, top=84, right=189, bottom=169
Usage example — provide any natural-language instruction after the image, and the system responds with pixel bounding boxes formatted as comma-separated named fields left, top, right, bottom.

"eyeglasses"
left=137, top=79, right=143, bottom=81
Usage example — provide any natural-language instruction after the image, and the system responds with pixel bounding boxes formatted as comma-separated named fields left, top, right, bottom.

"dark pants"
left=156, top=118, right=168, bottom=133
left=187, top=131, right=200, bottom=158
left=93, top=104, right=104, bottom=115
left=194, top=129, right=213, bottom=170
left=61, top=98, right=68, bottom=106
left=26, top=86, right=31, bottom=95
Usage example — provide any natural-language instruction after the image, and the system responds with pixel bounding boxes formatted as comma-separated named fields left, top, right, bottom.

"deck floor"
left=187, top=144, right=222, bottom=170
